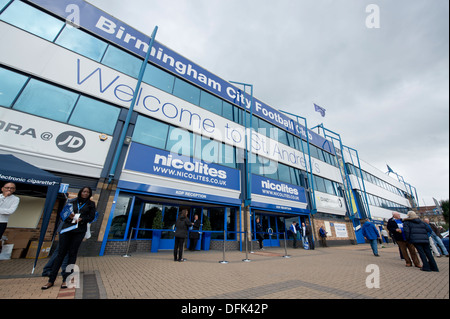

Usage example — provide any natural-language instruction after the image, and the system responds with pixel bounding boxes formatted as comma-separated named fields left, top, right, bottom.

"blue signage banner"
left=124, top=143, right=240, bottom=191
left=26, top=0, right=334, bottom=154
left=251, top=174, right=307, bottom=204
left=117, top=180, right=242, bottom=206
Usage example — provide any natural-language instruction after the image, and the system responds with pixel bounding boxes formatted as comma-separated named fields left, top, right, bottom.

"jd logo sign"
left=56, top=131, right=86, bottom=153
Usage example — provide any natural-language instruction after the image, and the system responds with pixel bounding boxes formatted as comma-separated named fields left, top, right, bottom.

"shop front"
left=99, top=142, right=242, bottom=255
left=250, top=174, right=310, bottom=248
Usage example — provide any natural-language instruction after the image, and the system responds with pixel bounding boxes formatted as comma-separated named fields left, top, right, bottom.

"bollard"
left=219, top=229, right=228, bottom=264
left=123, top=228, right=134, bottom=257
left=242, top=229, right=251, bottom=262
left=282, top=232, right=291, bottom=258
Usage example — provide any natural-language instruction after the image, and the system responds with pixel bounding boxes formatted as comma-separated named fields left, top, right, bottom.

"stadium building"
left=0, top=0, right=418, bottom=258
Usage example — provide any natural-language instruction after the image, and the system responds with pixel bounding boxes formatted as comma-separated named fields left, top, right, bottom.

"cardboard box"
left=25, top=241, right=52, bottom=259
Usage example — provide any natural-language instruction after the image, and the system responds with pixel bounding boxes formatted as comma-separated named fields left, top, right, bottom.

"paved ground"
left=0, top=244, right=448, bottom=304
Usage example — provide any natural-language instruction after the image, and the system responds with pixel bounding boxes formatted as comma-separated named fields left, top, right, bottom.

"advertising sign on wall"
left=0, top=108, right=112, bottom=175
left=124, top=142, right=240, bottom=191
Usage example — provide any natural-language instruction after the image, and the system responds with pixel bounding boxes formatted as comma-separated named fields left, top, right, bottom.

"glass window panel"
left=0, top=68, right=28, bottom=107
left=0, top=0, right=11, bottom=12
left=309, top=145, right=319, bottom=159
left=251, top=115, right=259, bottom=131
left=143, top=64, right=174, bottom=93
left=317, top=149, right=326, bottom=162
left=200, top=136, right=220, bottom=163
left=209, top=207, right=224, bottom=240
left=199, top=91, right=222, bottom=115
left=250, top=154, right=263, bottom=176
left=222, top=101, right=234, bottom=121
left=277, top=163, right=292, bottom=184
left=263, top=159, right=278, bottom=180
left=13, top=79, right=78, bottom=122
left=133, top=115, right=169, bottom=149
left=314, top=175, right=326, bottom=193
left=69, top=96, right=119, bottom=134
left=226, top=208, right=236, bottom=240
left=102, top=45, right=141, bottom=78
left=55, top=25, right=108, bottom=61
left=172, top=78, right=200, bottom=105
left=324, top=178, right=336, bottom=195
left=137, top=203, right=163, bottom=239
left=166, top=127, right=193, bottom=156
left=220, top=143, right=236, bottom=168
left=161, top=206, right=177, bottom=239
left=0, top=0, right=64, bottom=41
left=233, top=106, right=244, bottom=125
left=108, top=194, right=132, bottom=240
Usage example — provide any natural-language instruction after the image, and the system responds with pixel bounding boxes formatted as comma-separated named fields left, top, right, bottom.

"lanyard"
left=77, top=201, right=86, bottom=212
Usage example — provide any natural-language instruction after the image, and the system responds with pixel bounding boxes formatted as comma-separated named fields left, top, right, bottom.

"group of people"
left=287, top=220, right=316, bottom=250
left=362, top=210, right=447, bottom=272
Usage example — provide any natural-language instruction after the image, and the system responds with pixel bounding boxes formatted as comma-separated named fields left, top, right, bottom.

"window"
left=277, top=163, right=292, bottom=184
left=314, top=175, right=327, bottom=193
left=0, top=0, right=11, bottom=13
left=209, top=207, right=225, bottom=240
left=102, top=45, right=141, bottom=78
left=172, top=78, right=200, bottom=105
left=194, top=135, right=219, bottom=163
left=143, top=64, right=175, bottom=94
left=166, top=127, right=194, bottom=157
left=55, top=25, right=108, bottom=61
left=226, top=208, right=237, bottom=240
left=262, top=159, right=278, bottom=180
left=133, top=115, right=169, bottom=149
left=222, top=101, right=234, bottom=121
left=324, top=178, right=336, bottom=195
left=220, top=143, right=236, bottom=168
left=0, top=0, right=64, bottom=41
left=199, top=91, right=222, bottom=115
left=13, top=79, right=78, bottom=122
left=0, top=68, right=28, bottom=107
left=309, top=145, right=319, bottom=160
left=69, top=96, right=120, bottom=134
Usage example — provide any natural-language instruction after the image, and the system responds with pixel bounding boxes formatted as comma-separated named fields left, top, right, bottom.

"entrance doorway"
left=252, top=212, right=310, bottom=248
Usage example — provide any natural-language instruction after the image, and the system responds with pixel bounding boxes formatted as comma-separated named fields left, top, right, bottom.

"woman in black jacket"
left=403, top=211, right=439, bottom=272
left=41, top=187, right=96, bottom=289
left=174, top=208, right=192, bottom=262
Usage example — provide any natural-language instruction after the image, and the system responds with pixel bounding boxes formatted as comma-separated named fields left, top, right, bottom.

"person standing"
left=424, top=218, right=449, bottom=257
left=362, top=220, right=381, bottom=256
left=189, top=214, right=201, bottom=251
left=319, top=226, right=328, bottom=247
left=302, top=222, right=314, bottom=250
left=174, top=208, right=192, bottom=262
left=255, top=217, right=264, bottom=250
left=289, top=221, right=298, bottom=248
left=41, top=187, right=96, bottom=289
left=387, top=212, right=421, bottom=267
left=0, top=182, right=20, bottom=242
left=403, top=211, right=439, bottom=272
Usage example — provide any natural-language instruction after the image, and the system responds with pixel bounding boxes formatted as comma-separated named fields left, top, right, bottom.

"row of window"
left=0, top=67, right=120, bottom=134
left=134, top=115, right=237, bottom=169
left=357, top=191, right=409, bottom=215
left=346, top=163, right=404, bottom=197
left=0, top=0, right=338, bottom=168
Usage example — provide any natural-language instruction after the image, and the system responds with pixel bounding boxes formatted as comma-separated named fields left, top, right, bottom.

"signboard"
left=124, top=142, right=240, bottom=191
left=334, top=223, right=348, bottom=238
left=252, top=174, right=307, bottom=203
left=26, top=0, right=334, bottom=154
left=0, top=108, right=112, bottom=169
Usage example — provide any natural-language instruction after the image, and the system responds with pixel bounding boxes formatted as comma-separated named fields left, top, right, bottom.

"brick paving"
left=0, top=244, right=448, bottom=301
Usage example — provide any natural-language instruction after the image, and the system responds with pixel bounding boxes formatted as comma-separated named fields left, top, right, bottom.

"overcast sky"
left=87, top=0, right=449, bottom=205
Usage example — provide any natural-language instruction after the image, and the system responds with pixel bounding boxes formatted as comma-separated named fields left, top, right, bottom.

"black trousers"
left=414, top=243, right=439, bottom=271
left=48, top=230, right=85, bottom=283
left=174, top=237, right=185, bottom=261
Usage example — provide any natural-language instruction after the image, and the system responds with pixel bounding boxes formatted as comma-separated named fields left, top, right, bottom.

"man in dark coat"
left=174, top=208, right=192, bottom=262
left=189, top=214, right=201, bottom=251
left=387, top=212, right=421, bottom=267
left=403, top=211, right=439, bottom=272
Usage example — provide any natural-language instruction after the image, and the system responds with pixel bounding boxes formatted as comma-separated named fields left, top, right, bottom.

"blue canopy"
left=0, top=154, right=61, bottom=274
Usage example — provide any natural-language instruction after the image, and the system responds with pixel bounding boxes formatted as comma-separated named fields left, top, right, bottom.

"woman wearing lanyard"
left=41, top=187, right=96, bottom=289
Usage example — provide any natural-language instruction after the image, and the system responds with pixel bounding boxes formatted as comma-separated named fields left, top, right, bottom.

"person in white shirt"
left=0, top=182, right=20, bottom=240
